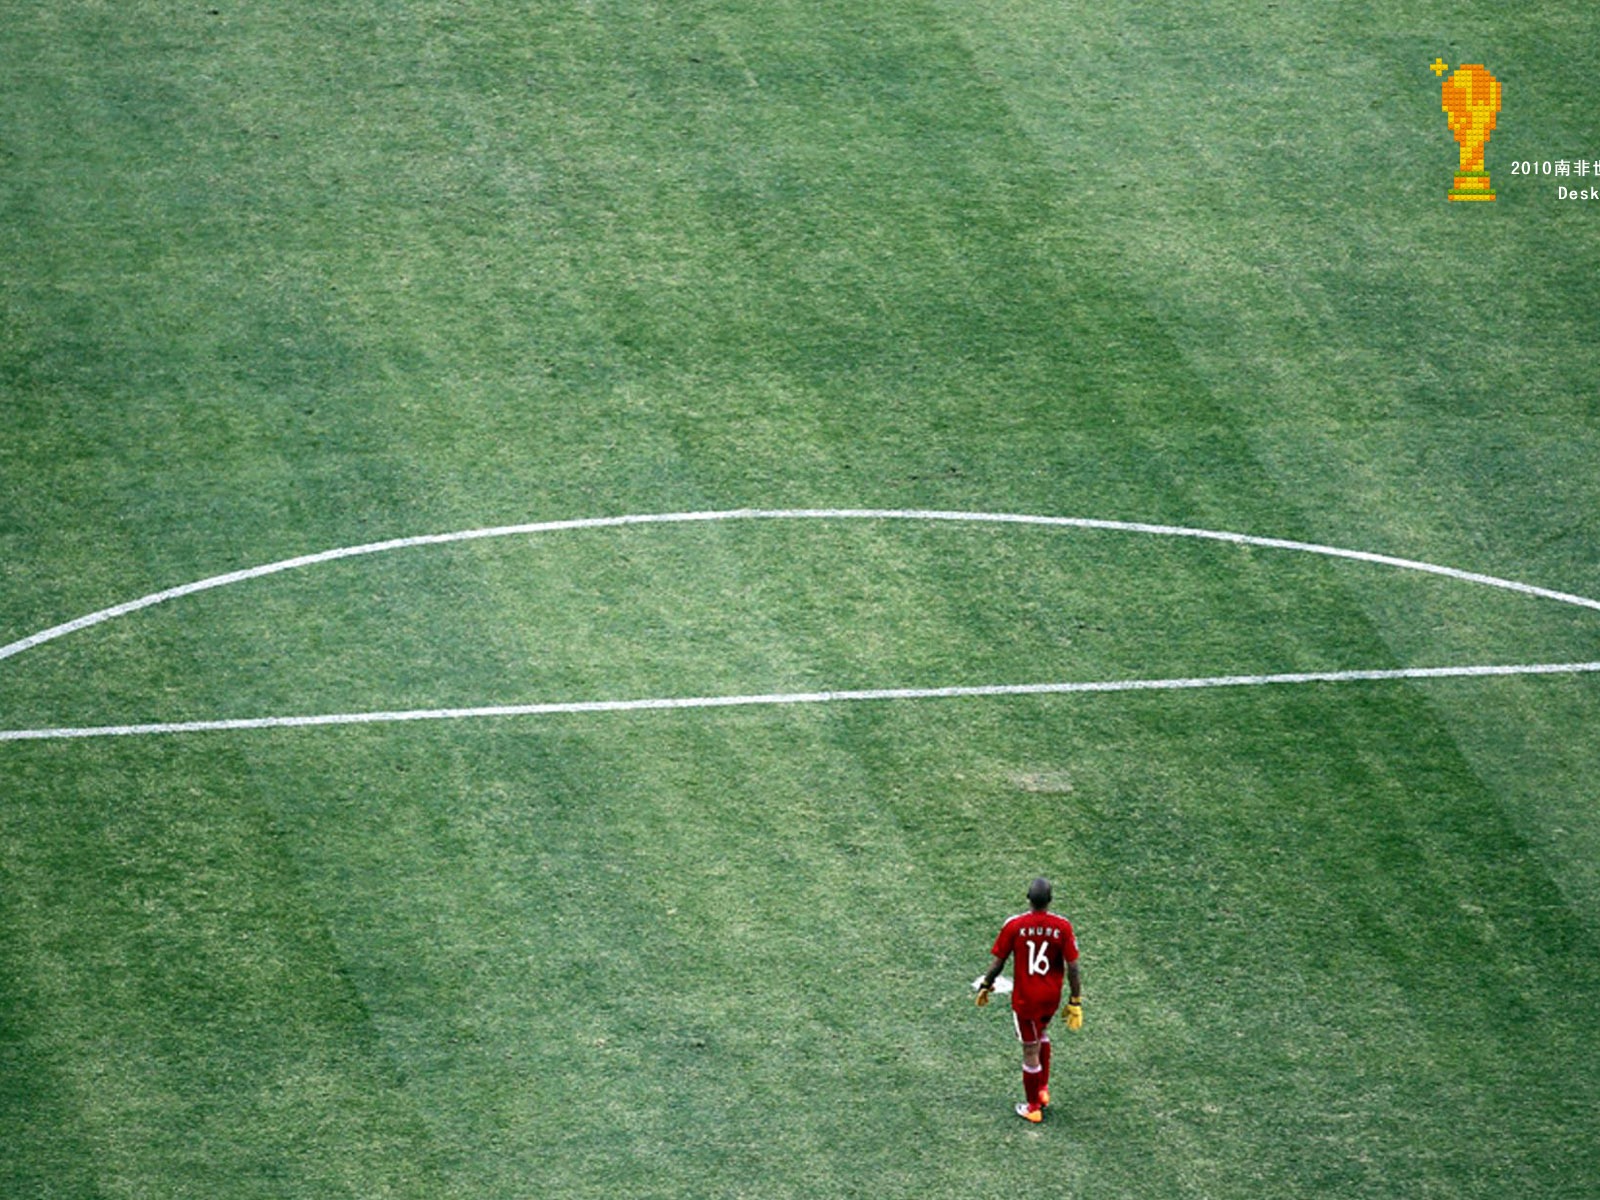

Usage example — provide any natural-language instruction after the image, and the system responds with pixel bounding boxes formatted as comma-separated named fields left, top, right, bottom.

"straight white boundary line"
left=5, top=508, right=1599, bottom=667
left=4, top=662, right=1600, bottom=742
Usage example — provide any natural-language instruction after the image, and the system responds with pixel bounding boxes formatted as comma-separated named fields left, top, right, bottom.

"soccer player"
left=976, top=876, right=1082, bottom=1123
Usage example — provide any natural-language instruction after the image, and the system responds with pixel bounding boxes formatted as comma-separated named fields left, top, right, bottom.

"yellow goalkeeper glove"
left=975, top=983, right=994, bottom=1007
left=1065, top=998, right=1083, bottom=1030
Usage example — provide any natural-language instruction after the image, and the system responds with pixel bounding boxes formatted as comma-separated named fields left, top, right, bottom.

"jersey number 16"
left=1025, top=939, right=1052, bottom=976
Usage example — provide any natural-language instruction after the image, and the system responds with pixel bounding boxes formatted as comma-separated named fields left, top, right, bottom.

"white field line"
left=3, top=509, right=1598, bottom=743
left=4, top=509, right=1599, bottom=667
left=4, top=663, right=1600, bottom=742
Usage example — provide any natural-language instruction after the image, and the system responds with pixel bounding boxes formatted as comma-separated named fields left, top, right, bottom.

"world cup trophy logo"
left=1438, top=62, right=1502, bottom=201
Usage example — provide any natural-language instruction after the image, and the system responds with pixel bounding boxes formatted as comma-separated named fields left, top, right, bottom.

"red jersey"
left=991, top=910, right=1078, bottom=1019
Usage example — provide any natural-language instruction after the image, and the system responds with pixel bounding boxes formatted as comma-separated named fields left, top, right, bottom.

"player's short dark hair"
left=1028, top=876, right=1052, bottom=909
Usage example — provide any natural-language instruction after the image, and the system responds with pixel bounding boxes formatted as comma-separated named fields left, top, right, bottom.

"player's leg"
left=1014, top=1013, right=1046, bottom=1121
left=1030, top=1010, right=1057, bottom=1108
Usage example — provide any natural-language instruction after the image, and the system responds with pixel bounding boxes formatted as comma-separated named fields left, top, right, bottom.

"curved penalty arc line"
left=4, top=508, right=1600, bottom=667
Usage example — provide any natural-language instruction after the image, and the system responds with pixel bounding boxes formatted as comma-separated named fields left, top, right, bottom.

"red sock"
left=1040, top=1037, right=1052, bottom=1086
left=1023, top=1064, right=1045, bottom=1109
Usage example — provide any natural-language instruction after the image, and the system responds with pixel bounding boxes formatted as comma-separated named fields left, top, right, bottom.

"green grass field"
left=4, top=2, right=1599, bottom=1196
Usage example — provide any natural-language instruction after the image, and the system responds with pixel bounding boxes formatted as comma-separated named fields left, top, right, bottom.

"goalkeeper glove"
left=1065, top=997, right=1083, bottom=1030
left=975, top=983, right=994, bottom=1007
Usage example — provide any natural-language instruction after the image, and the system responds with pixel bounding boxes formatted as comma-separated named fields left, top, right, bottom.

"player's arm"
left=980, top=954, right=1007, bottom=989
left=975, top=954, right=1007, bottom=1006
left=1065, top=958, right=1084, bottom=1029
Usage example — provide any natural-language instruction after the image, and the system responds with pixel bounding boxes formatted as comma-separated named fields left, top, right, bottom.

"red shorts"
left=1012, top=1010, right=1055, bottom=1044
